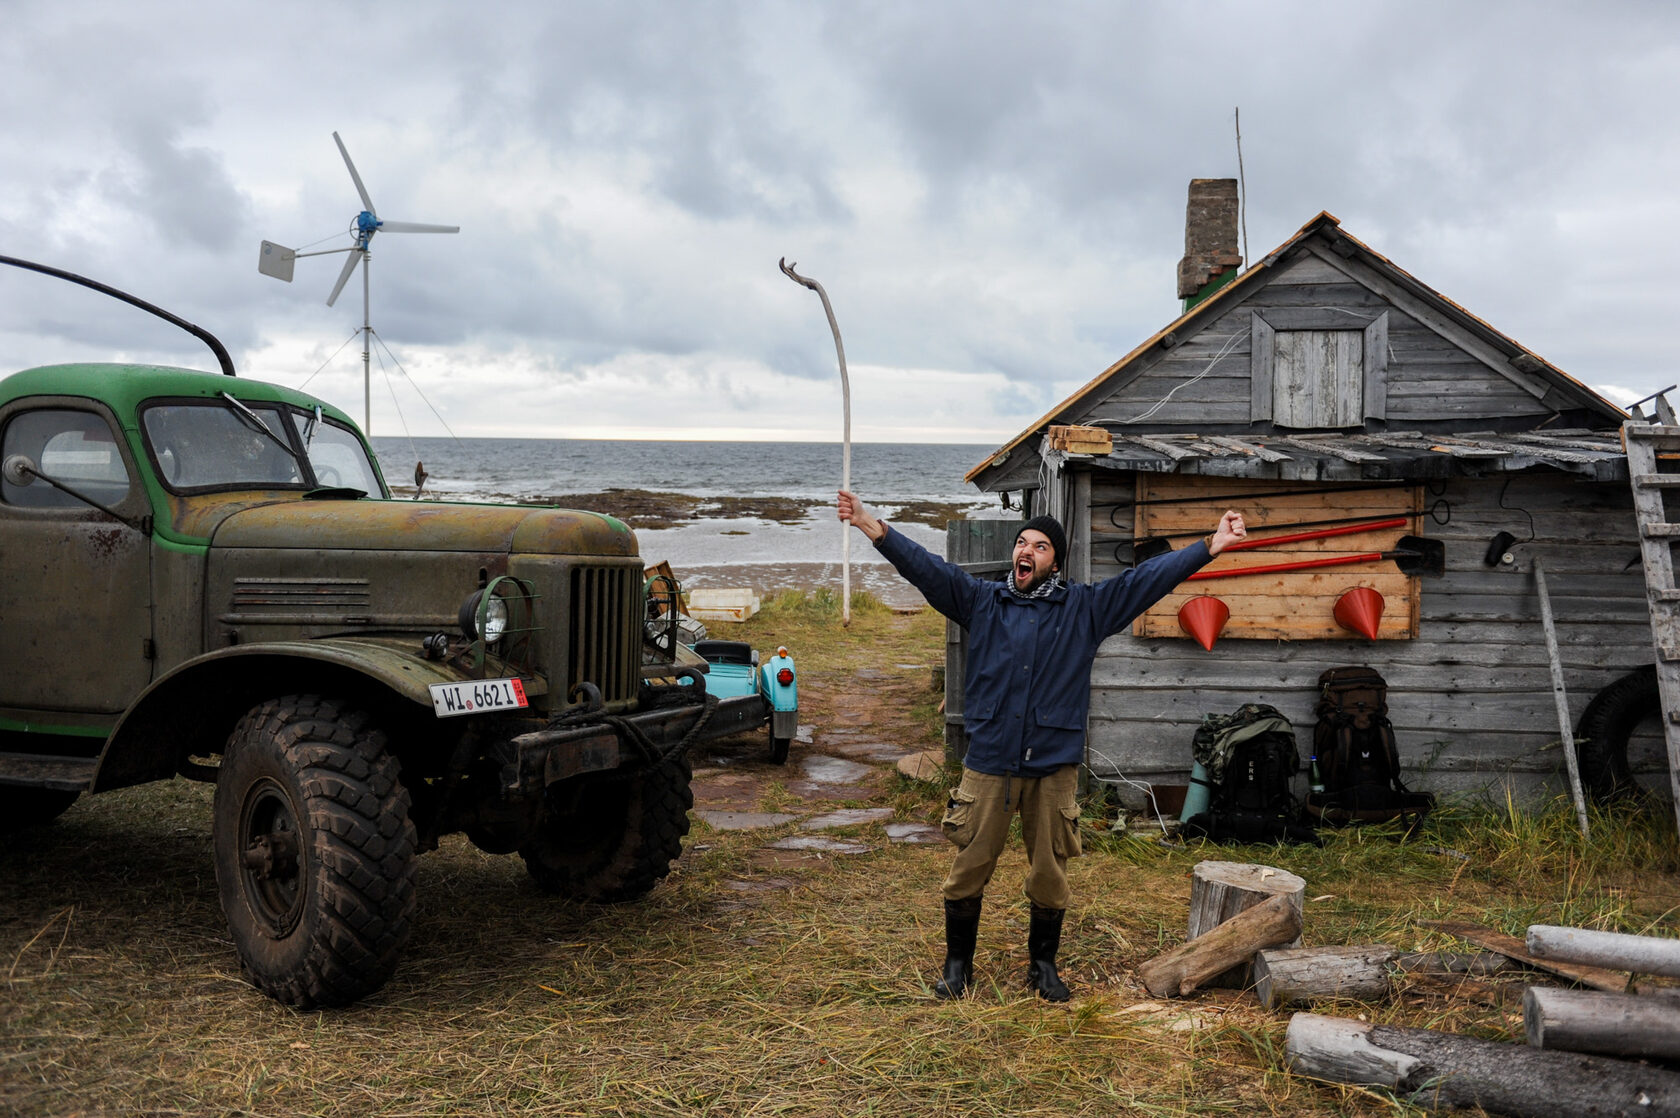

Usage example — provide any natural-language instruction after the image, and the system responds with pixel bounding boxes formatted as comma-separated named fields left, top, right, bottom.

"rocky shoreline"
left=392, top=485, right=980, bottom=532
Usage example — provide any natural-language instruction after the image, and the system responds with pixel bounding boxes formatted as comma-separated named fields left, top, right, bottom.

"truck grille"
left=568, top=565, right=640, bottom=704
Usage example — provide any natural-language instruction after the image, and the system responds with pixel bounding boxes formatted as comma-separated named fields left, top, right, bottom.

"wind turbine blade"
left=376, top=220, right=460, bottom=234
left=326, top=250, right=362, bottom=307
left=333, top=131, right=375, bottom=213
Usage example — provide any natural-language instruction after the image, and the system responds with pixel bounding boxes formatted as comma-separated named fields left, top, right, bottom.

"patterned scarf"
left=1007, top=571, right=1064, bottom=599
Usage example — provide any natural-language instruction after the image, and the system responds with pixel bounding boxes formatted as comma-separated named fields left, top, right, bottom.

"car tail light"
left=777, top=667, right=794, bottom=686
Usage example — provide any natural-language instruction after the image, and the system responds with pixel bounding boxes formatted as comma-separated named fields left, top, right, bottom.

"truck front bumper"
left=506, top=692, right=769, bottom=794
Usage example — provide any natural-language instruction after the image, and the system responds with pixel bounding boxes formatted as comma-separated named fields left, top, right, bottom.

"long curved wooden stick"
left=780, top=258, right=853, bottom=625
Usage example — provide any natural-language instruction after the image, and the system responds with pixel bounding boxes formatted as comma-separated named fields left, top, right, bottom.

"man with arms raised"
left=838, top=491, right=1246, bottom=1001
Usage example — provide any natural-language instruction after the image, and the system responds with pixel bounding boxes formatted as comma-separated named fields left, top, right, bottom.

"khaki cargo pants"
left=939, top=765, right=1082, bottom=909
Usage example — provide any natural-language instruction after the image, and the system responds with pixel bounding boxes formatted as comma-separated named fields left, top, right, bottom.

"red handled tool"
left=1186, top=535, right=1445, bottom=580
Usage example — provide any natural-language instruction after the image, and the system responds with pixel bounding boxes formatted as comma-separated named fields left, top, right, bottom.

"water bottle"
left=1180, top=760, right=1212, bottom=822
left=1308, top=754, right=1326, bottom=795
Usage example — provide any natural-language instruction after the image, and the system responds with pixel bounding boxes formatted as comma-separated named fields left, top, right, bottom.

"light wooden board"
left=1131, top=474, right=1422, bottom=641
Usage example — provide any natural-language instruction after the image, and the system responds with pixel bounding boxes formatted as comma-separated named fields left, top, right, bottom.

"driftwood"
left=1286, top=1011, right=1680, bottom=1117
left=1421, top=920, right=1629, bottom=992
left=1188, top=861, right=1305, bottom=986
left=1138, top=892, right=1301, bottom=998
left=1526, top=925, right=1680, bottom=978
left=1253, top=944, right=1397, bottom=1009
left=1524, top=986, right=1680, bottom=1060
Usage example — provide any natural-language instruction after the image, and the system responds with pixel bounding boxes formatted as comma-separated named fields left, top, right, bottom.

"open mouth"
left=1016, top=558, right=1035, bottom=581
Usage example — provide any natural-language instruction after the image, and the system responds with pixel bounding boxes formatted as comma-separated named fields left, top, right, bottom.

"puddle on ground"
left=800, top=756, right=875, bottom=784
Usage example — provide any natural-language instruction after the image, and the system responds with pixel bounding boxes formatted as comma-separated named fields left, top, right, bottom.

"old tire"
left=0, top=786, right=80, bottom=833
left=213, top=695, right=417, bottom=1008
left=769, top=734, right=791, bottom=765
left=520, top=757, right=693, bottom=902
left=1575, top=667, right=1660, bottom=803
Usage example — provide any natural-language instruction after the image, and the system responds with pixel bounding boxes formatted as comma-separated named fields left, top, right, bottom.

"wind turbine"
left=259, top=132, right=458, bottom=434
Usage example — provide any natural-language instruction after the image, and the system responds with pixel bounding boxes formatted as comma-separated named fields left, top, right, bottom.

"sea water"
left=367, top=437, right=1011, bottom=572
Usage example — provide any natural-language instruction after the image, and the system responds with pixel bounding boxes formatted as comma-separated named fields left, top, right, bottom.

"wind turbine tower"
left=259, top=132, right=459, bottom=434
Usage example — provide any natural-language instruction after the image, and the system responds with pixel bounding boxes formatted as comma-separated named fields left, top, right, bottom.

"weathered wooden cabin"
left=956, top=181, right=1667, bottom=806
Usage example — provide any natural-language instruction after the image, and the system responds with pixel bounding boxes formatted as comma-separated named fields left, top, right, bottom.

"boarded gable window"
left=1251, top=310, right=1388, bottom=427
left=1275, top=330, right=1362, bottom=427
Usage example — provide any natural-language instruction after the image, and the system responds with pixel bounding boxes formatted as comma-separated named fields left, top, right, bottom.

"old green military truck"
left=0, top=261, right=756, bottom=1008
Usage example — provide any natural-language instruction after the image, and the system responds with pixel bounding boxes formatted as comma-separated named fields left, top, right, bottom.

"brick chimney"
left=1176, top=178, right=1243, bottom=307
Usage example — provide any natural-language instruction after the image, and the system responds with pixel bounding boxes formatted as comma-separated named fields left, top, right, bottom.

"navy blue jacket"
left=877, top=527, right=1213, bottom=777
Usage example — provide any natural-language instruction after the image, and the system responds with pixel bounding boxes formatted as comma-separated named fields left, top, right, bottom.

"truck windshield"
left=140, top=400, right=381, bottom=494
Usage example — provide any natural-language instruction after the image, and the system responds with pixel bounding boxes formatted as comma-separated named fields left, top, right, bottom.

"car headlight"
left=459, top=589, right=510, bottom=644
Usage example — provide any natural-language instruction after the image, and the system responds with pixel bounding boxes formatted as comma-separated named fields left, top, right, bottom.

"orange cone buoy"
left=1178, top=595, right=1230, bottom=651
left=1334, top=586, right=1385, bottom=640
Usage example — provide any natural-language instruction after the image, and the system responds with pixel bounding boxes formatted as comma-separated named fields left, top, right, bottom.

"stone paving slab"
left=767, top=835, right=872, bottom=854
left=802, top=808, right=895, bottom=830
left=695, top=810, right=797, bottom=831
left=884, top=822, right=944, bottom=845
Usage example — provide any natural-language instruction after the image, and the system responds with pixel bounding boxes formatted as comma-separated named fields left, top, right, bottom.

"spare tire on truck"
left=1574, top=667, right=1661, bottom=803
left=520, top=756, right=693, bottom=902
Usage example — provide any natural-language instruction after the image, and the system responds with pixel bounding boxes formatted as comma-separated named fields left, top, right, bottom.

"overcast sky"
left=2, top=1, right=1675, bottom=444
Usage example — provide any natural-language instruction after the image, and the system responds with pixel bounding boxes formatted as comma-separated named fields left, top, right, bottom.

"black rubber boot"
left=1027, top=904, right=1071, bottom=1002
left=934, top=896, right=982, bottom=999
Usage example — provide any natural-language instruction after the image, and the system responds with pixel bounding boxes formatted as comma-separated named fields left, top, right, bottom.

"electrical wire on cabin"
left=1116, top=328, right=1246, bottom=425
left=1496, top=474, right=1537, bottom=543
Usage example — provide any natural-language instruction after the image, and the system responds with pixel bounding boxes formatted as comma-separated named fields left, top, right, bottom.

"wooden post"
left=1526, top=924, right=1680, bottom=978
left=1137, top=892, right=1302, bottom=998
left=1189, top=860, right=1305, bottom=986
left=1253, top=944, right=1397, bottom=1009
left=1286, top=1011, right=1680, bottom=1115
left=1533, top=559, right=1590, bottom=838
left=1525, top=986, right=1680, bottom=1060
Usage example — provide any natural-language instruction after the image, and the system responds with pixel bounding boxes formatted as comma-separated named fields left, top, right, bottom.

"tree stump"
left=1254, top=944, right=1398, bottom=1009
left=1189, top=860, right=1305, bottom=987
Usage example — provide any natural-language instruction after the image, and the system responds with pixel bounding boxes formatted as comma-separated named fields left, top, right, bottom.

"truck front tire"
left=213, top=695, right=417, bottom=1008
left=520, top=756, right=693, bottom=902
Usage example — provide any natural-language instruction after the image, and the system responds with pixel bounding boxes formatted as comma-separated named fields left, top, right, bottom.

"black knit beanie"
left=1017, top=515, right=1067, bottom=570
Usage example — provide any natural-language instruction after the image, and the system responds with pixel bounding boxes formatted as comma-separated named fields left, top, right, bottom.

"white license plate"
left=429, top=677, right=529, bottom=718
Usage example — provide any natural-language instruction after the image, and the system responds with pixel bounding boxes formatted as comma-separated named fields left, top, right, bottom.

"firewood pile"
left=1136, top=860, right=1680, bottom=1116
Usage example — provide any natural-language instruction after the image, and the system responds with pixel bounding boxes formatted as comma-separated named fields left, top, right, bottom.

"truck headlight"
left=459, top=589, right=510, bottom=644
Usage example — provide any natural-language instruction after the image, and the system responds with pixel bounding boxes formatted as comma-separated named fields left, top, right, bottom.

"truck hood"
left=209, top=499, right=638, bottom=557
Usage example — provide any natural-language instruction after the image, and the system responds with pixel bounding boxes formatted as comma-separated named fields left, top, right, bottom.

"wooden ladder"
left=1622, top=392, right=1680, bottom=838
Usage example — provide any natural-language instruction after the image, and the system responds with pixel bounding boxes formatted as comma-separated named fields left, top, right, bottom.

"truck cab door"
left=0, top=403, right=155, bottom=715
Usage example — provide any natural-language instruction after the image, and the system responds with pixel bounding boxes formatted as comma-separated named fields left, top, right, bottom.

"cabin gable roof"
left=968, top=212, right=1626, bottom=488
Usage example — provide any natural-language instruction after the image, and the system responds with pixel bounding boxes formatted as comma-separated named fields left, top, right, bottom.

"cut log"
left=1286, top=1011, right=1680, bottom=1116
left=1526, top=925, right=1680, bottom=978
left=1395, top=951, right=1513, bottom=976
left=1188, top=860, right=1305, bottom=987
left=1420, top=920, right=1629, bottom=992
left=1138, top=892, right=1302, bottom=998
left=1254, top=944, right=1397, bottom=1009
left=1524, top=986, right=1680, bottom=1060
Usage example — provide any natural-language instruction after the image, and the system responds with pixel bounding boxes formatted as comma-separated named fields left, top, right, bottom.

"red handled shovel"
left=1185, top=535, right=1445, bottom=581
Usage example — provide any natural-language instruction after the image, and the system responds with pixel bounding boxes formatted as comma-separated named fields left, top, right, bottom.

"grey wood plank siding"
left=1081, top=253, right=1553, bottom=431
left=1079, top=472, right=1662, bottom=802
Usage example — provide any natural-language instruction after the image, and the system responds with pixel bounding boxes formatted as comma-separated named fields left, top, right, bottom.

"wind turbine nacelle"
left=356, top=211, right=380, bottom=237
left=258, top=241, right=297, bottom=283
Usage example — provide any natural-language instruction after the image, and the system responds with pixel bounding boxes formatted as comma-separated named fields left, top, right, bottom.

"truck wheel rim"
left=238, top=777, right=306, bottom=938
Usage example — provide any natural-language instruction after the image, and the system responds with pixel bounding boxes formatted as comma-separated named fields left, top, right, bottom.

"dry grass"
left=3, top=593, right=1678, bottom=1117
